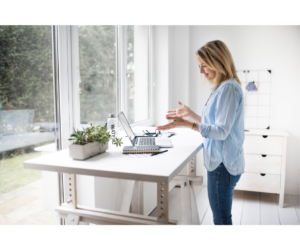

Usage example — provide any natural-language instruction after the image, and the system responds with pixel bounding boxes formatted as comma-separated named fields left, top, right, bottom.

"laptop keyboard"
left=137, top=137, right=156, bottom=146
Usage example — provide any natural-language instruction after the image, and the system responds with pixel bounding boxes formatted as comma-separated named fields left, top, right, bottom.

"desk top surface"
left=24, top=127, right=203, bottom=183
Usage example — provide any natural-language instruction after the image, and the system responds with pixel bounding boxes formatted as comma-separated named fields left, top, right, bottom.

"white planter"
left=69, top=141, right=109, bottom=160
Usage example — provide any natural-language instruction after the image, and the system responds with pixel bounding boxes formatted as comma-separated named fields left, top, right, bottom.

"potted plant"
left=68, top=124, right=123, bottom=160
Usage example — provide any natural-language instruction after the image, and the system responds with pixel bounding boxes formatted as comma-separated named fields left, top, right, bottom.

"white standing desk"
left=24, top=128, right=203, bottom=225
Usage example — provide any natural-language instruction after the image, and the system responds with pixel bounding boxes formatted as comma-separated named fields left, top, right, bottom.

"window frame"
left=59, top=25, right=154, bottom=133
left=57, top=25, right=154, bottom=225
left=117, top=25, right=154, bottom=128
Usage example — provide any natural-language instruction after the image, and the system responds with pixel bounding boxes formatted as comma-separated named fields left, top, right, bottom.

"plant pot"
left=69, top=141, right=109, bottom=160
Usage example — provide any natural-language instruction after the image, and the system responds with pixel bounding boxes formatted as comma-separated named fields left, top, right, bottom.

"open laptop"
left=118, top=111, right=173, bottom=148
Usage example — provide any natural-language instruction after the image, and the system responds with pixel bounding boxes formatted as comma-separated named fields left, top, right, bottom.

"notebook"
left=123, top=145, right=160, bottom=154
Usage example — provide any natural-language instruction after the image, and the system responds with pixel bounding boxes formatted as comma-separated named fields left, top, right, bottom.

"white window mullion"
left=149, top=25, right=154, bottom=122
left=118, top=25, right=127, bottom=118
left=115, top=25, right=120, bottom=121
left=70, top=26, right=81, bottom=131
left=57, top=25, right=78, bottom=149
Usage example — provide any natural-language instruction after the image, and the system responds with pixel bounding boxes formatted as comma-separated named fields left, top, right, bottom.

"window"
left=78, top=26, right=117, bottom=125
left=0, top=25, right=56, bottom=225
left=125, top=25, right=150, bottom=124
left=0, top=25, right=152, bottom=225
left=72, top=25, right=152, bottom=129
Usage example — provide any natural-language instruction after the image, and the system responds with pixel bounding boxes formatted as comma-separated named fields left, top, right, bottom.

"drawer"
left=244, top=135, right=283, bottom=155
left=245, top=154, right=281, bottom=175
left=235, top=172, right=280, bottom=194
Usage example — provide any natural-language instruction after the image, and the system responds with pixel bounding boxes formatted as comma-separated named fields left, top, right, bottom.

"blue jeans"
left=207, top=163, right=241, bottom=225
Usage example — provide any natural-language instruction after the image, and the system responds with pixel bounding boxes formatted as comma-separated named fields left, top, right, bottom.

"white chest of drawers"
left=235, top=129, right=289, bottom=207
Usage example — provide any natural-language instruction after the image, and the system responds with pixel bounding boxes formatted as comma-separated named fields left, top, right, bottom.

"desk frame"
left=58, top=156, right=203, bottom=225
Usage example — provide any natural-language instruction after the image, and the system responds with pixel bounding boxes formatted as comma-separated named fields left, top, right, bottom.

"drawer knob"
left=262, top=135, right=268, bottom=138
left=260, top=173, right=266, bottom=176
left=261, top=155, right=267, bottom=157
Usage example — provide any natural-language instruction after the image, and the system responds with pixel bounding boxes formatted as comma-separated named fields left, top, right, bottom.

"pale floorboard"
left=278, top=194, right=299, bottom=225
left=150, top=185, right=204, bottom=224
left=241, top=191, right=260, bottom=225
left=170, top=185, right=203, bottom=225
left=291, top=195, right=300, bottom=222
left=232, top=190, right=244, bottom=225
left=149, top=186, right=300, bottom=225
left=201, top=205, right=213, bottom=225
left=195, top=186, right=210, bottom=224
left=168, top=187, right=184, bottom=224
left=190, top=186, right=201, bottom=225
left=169, top=198, right=183, bottom=225
left=260, top=193, right=280, bottom=225
left=0, top=179, right=53, bottom=225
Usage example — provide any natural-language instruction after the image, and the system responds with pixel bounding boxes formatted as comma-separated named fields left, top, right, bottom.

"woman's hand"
left=167, top=101, right=191, bottom=118
left=156, top=117, right=192, bottom=131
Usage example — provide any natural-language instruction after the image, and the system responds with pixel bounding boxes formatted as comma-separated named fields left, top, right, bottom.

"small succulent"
left=68, top=128, right=87, bottom=145
left=93, top=124, right=111, bottom=146
left=68, top=124, right=123, bottom=147
left=112, top=137, right=123, bottom=147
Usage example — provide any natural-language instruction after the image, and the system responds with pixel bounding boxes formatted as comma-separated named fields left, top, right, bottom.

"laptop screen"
left=117, top=111, right=136, bottom=145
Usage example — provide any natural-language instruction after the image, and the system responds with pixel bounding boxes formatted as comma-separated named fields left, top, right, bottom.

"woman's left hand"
left=156, top=116, right=188, bottom=131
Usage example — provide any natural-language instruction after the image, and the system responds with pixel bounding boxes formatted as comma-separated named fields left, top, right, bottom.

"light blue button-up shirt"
left=199, top=78, right=245, bottom=176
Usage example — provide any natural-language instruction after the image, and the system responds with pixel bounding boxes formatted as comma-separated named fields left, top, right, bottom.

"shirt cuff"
left=199, top=123, right=210, bottom=138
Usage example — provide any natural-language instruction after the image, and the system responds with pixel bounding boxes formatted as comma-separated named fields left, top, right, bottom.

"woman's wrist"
left=192, top=122, right=199, bottom=131
left=183, top=120, right=199, bottom=131
left=184, top=120, right=194, bottom=129
left=189, top=110, right=202, bottom=123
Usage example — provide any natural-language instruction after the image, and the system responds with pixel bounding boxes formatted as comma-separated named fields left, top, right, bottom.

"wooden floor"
left=150, top=186, right=300, bottom=225
left=2, top=181, right=299, bottom=225
left=0, top=179, right=53, bottom=225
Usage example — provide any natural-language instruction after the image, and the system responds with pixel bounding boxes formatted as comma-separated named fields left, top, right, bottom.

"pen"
left=151, top=150, right=168, bottom=156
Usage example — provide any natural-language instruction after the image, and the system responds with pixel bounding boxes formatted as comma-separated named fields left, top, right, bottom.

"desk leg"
left=63, top=173, right=79, bottom=225
left=65, top=173, right=77, bottom=209
left=120, top=180, right=135, bottom=213
left=130, top=181, right=140, bottom=214
left=189, top=156, right=200, bottom=224
left=120, top=180, right=140, bottom=214
left=177, top=156, right=201, bottom=225
left=65, top=214, right=80, bottom=225
left=157, top=182, right=169, bottom=224
left=181, top=178, right=192, bottom=224
left=189, top=156, right=196, bottom=177
left=190, top=184, right=200, bottom=225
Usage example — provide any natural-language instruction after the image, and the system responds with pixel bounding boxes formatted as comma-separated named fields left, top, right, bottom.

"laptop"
left=118, top=111, right=173, bottom=148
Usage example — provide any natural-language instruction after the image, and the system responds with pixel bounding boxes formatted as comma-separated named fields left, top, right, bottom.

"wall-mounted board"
left=237, top=70, right=272, bottom=130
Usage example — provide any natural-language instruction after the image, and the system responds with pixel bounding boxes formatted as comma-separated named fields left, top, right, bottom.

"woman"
left=156, top=40, right=244, bottom=225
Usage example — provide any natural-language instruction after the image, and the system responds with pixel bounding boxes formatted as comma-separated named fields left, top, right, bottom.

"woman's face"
left=197, top=55, right=216, bottom=81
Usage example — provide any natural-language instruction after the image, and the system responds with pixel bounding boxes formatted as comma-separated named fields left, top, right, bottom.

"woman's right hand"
left=166, top=101, right=191, bottom=119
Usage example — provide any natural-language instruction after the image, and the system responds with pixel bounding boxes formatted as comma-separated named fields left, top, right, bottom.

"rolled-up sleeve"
left=199, top=85, right=239, bottom=140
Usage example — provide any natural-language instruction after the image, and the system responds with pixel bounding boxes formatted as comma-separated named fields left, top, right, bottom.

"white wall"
left=168, top=26, right=191, bottom=109
left=153, top=26, right=171, bottom=126
left=154, top=25, right=300, bottom=195
left=298, top=26, right=300, bottom=206
left=134, top=26, right=149, bottom=122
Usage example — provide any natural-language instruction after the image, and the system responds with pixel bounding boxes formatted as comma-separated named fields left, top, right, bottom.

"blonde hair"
left=196, top=40, right=241, bottom=90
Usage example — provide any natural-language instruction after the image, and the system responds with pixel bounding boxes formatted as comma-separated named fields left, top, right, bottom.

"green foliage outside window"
left=78, top=26, right=117, bottom=125
left=0, top=26, right=54, bottom=123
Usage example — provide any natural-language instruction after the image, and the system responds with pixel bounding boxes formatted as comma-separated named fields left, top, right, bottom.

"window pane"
left=78, top=26, right=117, bottom=126
left=126, top=26, right=150, bottom=124
left=0, top=26, right=55, bottom=225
